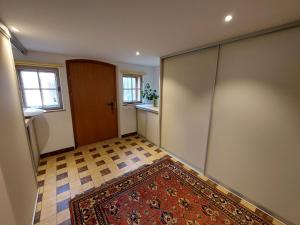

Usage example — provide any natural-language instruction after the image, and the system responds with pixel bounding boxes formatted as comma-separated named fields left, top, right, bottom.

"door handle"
left=107, top=101, right=115, bottom=110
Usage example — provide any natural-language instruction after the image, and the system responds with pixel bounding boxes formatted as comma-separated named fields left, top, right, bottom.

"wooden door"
left=66, top=59, right=118, bottom=147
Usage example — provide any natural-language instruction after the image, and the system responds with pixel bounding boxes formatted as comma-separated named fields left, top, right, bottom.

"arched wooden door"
left=66, top=59, right=118, bottom=147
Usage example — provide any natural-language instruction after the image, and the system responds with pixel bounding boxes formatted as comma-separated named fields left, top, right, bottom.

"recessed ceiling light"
left=136, top=51, right=140, bottom=56
left=11, top=26, right=20, bottom=32
left=224, top=15, right=233, bottom=22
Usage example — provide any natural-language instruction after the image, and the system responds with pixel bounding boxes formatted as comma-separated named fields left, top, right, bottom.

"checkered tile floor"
left=34, top=135, right=165, bottom=225
left=33, top=135, right=283, bottom=225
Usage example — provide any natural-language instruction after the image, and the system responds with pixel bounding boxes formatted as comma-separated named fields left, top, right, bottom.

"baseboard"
left=40, top=146, right=75, bottom=158
left=121, top=132, right=137, bottom=138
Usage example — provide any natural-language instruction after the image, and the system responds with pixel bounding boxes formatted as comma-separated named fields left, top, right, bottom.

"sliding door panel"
left=206, top=27, right=300, bottom=224
left=161, top=47, right=219, bottom=171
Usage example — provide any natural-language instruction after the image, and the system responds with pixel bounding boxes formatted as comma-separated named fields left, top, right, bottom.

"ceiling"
left=0, top=0, right=300, bottom=66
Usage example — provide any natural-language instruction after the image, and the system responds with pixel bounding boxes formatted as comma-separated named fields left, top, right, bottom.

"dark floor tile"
left=117, top=162, right=127, bottom=169
left=111, top=155, right=120, bottom=161
left=75, top=158, right=85, bottom=164
left=37, top=180, right=44, bottom=187
left=58, top=219, right=71, bottom=225
left=115, top=141, right=121, bottom=145
left=155, top=149, right=162, bottom=153
left=135, top=136, right=140, bottom=139
left=125, top=151, right=133, bottom=156
left=125, top=138, right=131, bottom=141
left=96, top=160, right=105, bottom=166
left=56, top=156, right=66, bottom=162
left=147, top=143, right=154, bottom=148
left=102, top=144, right=110, bottom=148
left=37, top=169, right=46, bottom=176
left=137, top=147, right=144, bottom=151
left=57, top=163, right=67, bottom=170
left=80, top=175, right=92, bottom=185
left=57, top=198, right=70, bottom=213
left=144, top=152, right=152, bottom=158
left=131, top=142, right=137, bottom=146
left=131, top=157, right=140, bottom=163
left=78, top=165, right=88, bottom=173
left=100, top=168, right=111, bottom=176
left=74, top=151, right=82, bottom=156
left=119, top=145, right=126, bottom=150
left=92, top=153, right=101, bottom=159
left=57, top=183, right=70, bottom=195
left=56, top=172, right=68, bottom=181
left=37, top=193, right=43, bottom=203
left=34, top=211, right=41, bottom=224
left=39, top=161, right=47, bottom=166
left=141, top=139, right=147, bottom=143
left=106, top=149, right=114, bottom=154
left=89, top=148, right=97, bottom=152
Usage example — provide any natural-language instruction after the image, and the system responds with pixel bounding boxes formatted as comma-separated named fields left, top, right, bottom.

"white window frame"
left=122, top=74, right=142, bottom=104
left=16, top=66, right=63, bottom=111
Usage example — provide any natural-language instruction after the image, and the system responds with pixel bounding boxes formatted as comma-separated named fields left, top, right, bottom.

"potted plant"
left=142, top=83, right=159, bottom=107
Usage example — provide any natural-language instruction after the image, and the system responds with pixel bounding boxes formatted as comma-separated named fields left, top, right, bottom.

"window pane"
left=123, top=90, right=133, bottom=102
left=21, top=71, right=39, bottom=88
left=39, top=72, right=57, bottom=88
left=24, top=90, right=42, bottom=108
left=42, top=90, right=60, bottom=107
left=132, top=89, right=136, bottom=101
left=123, top=77, right=132, bottom=89
left=132, top=77, right=136, bottom=88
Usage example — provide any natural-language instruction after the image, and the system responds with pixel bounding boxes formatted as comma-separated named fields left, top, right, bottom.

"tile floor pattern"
left=34, top=135, right=284, bottom=225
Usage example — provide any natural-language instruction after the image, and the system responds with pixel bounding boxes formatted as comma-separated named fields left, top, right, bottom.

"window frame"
left=16, top=66, right=64, bottom=111
left=122, top=74, right=143, bottom=104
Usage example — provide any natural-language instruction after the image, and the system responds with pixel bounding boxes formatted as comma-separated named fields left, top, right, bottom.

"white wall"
left=13, top=50, right=158, bottom=152
left=0, top=25, right=37, bottom=225
left=13, top=50, right=76, bottom=154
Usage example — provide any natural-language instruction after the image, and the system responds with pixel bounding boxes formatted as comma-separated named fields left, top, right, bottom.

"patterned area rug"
left=70, top=156, right=271, bottom=225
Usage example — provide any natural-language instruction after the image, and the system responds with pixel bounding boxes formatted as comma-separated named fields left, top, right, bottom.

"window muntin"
left=122, top=75, right=142, bottom=103
left=17, top=66, right=63, bottom=110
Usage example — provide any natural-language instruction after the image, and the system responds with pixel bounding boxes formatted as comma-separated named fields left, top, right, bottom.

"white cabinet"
left=137, top=109, right=147, bottom=137
left=136, top=106, right=159, bottom=146
left=25, top=118, right=40, bottom=172
left=146, top=112, right=159, bottom=146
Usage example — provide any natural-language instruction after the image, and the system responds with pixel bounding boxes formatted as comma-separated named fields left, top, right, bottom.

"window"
left=122, top=75, right=142, bottom=103
left=17, top=66, right=63, bottom=110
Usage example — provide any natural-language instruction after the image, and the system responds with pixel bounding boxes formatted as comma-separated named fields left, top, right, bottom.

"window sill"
left=44, top=108, right=66, bottom=113
left=122, top=102, right=142, bottom=106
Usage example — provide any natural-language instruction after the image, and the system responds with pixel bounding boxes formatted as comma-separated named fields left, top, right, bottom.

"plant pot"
left=153, top=99, right=158, bottom=107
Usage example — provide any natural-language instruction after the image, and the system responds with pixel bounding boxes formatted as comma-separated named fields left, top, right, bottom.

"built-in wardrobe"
left=160, top=24, right=300, bottom=224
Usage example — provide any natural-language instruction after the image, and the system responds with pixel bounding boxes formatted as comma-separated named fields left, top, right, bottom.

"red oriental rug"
left=69, top=156, right=272, bottom=225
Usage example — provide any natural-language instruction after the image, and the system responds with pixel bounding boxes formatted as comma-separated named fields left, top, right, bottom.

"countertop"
left=136, top=104, right=159, bottom=114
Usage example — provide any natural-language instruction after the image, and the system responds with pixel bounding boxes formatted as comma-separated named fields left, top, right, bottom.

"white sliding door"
left=161, top=47, right=219, bottom=171
left=206, top=27, right=300, bottom=224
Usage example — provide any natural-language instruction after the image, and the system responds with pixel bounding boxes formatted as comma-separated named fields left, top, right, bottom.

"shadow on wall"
left=33, top=115, right=50, bottom=151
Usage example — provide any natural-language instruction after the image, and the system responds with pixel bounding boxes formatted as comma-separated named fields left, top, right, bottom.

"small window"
left=17, top=66, right=63, bottom=110
left=122, top=75, right=142, bottom=104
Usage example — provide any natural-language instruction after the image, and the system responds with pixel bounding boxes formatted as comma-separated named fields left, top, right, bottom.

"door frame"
left=66, top=59, right=119, bottom=147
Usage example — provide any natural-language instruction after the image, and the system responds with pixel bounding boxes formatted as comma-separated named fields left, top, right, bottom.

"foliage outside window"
left=17, top=66, right=63, bottom=110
